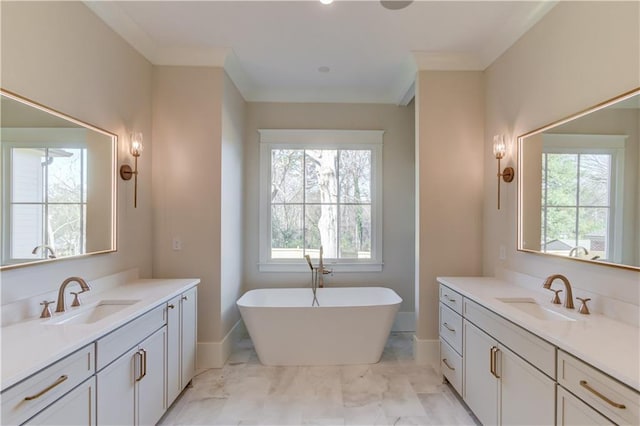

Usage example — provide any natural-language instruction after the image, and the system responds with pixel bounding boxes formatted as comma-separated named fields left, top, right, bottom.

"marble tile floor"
left=159, top=333, right=479, bottom=426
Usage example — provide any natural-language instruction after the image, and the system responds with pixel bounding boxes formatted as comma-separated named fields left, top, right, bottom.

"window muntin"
left=7, top=146, right=87, bottom=261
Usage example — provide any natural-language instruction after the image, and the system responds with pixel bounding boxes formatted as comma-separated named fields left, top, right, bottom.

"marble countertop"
left=1, top=278, right=199, bottom=391
left=438, top=276, right=639, bottom=392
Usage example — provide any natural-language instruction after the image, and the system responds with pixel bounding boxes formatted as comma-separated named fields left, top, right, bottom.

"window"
left=2, top=129, right=88, bottom=264
left=540, top=134, right=625, bottom=263
left=259, top=129, right=383, bottom=272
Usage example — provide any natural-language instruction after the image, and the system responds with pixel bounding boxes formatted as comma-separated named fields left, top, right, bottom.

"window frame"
left=258, top=129, right=384, bottom=272
left=541, top=133, right=626, bottom=263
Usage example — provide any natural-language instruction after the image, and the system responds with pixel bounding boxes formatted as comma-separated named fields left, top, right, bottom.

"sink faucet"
left=32, top=244, right=57, bottom=259
left=569, top=246, right=588, bottom=257
left=542, top=274, right=574, bottom=309
left=55, top=277, right=91, bottom=313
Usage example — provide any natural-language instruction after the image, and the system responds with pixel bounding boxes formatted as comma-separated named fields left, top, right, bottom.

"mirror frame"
left=517, top=87, right=640, bottom=272
left=0, top=88, right=118, bottom=270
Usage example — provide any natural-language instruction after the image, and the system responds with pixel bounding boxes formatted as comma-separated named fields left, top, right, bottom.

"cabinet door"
left=166, top=295, right=182, bottom=405
left=463, top=320, right=498, bottom=425
left=557, top=386, right=613, bottom=425
left=97, top=346, right=138, bottom=425
left=181, top=287, right=197, bottom=386
left=137, top=326, right=167, bottom=426
left=29, top=377, right=96, bottom=425
left=499, top=344, right=555, bottom=425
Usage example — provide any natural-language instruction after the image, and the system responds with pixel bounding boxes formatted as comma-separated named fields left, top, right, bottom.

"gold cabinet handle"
left=442, top=358, right=455, bottom=371
left=580, top=380, right=626, bottom=409
left=135, top=350, right=144, bottom=382
left=442, top=322, right=455, bottom=333
left=493, top=347, right=501, bottom=378
left=490, top=346, right=501, bottom=378
left=24, top=375, right=68, bottom=401
left=141, top=348, right=147, bottom=379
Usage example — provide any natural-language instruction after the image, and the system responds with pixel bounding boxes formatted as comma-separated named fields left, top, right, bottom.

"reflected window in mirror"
left=518, top=88, right=640, bottom=271
left=1, top=89, right=117, bottom=269
left=539, top=134, right=625, bottom=263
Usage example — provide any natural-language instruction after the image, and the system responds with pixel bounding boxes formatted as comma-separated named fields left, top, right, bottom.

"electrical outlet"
left=499, top=244, right=506, bottom=260
left=172, top=237, right=182, bottom=251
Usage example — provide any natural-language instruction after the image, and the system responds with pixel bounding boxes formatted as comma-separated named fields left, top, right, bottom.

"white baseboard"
left=196, top=319, right=243, bottom=369
left=413, top=335, right=440, bottom=367
left=392, top=311, right=415, bottom=332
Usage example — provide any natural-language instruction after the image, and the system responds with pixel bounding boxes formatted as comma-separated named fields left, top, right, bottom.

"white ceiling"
left=86, top=1, right=556, bottom=104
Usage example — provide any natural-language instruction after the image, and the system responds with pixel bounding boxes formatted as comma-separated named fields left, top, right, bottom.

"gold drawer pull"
left=580, top=380, right=626, bottom=409
left=442, top=358, right=455, bottom=371
left=443, top=322, right=455, bottom=332
left=24, top=375, right=68, bottom=401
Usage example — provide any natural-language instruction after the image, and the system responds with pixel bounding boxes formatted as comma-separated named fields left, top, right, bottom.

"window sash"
left=258, top=129, right=383, bottom=272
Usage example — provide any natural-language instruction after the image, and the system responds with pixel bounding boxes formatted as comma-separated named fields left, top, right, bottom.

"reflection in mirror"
left=518, top=88, right=640, bottom=270
left=1, top=90, right=116, bottom=269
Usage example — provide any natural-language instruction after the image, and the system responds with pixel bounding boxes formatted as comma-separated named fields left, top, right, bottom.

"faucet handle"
left=577, top=297, right=591, bottom=315
left=40, top=301, right=55, bottom=318
left=547, top=288, right=563, bottom=304
left=70, top=291, right=82, bottom=307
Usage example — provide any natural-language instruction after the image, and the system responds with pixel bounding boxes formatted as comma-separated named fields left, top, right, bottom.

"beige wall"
left=243, top=102, right=416, bottom=313
left=151, top=66, right=224, bottom=346
left=484, top=2, right=640, bottom=303
left=221, top=72, right=246, bottom=336
left=414, top=71, right=485, bottom=341
left=1, top=2, right=152, bottom=304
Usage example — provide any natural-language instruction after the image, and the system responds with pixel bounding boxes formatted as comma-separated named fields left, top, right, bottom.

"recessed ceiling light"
left=320, top=0, right=334, bottom=5
left=318, top=66, right=331, bottom=73
left=380, top=1, right=413, bottom=10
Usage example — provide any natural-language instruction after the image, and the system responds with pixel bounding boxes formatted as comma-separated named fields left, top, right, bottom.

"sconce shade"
left=493, top=134, right=506, bottom=159
left=130, top=132, right=144, bottom=157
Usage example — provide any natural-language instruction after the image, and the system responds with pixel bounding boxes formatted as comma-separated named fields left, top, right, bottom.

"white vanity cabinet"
left=463, top=320, right=555, bottom=425
left=96, top=305, right=167, bottom=426
left=166, top=286, right=198, bottom=405
left=438, top=285, right=464, bottom=394
left=557, top=350, right=639, bottom=425
left=0, top=344, right=95, bottom=426
left=557, top=385, right=613, bottom=425
left=28, top=377, right=96, bottom=425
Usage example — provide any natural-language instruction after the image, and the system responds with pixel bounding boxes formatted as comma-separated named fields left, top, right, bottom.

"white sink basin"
left=496, top=297, right=576, bottom=321
left=48, top=300, right=140, bottom=325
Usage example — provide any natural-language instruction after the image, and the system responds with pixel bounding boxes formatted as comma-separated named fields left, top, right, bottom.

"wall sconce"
left=120, top=131, right=143, bottom=208
left=493, top=135, right=514, bottom=210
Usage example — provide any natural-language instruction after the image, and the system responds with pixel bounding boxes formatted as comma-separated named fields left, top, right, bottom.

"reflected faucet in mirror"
left=568, top=246, right=588, bottom=258
left=31, top=244, right=57, bottom=259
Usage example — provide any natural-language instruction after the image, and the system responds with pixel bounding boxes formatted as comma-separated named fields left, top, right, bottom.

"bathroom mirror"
left=0, top=89, right=117, bottom=269
left=518, top=88, right=640, bottom=271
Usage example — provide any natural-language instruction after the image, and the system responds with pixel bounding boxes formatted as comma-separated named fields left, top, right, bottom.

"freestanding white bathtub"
left=236, top=287, right=402, bottom=366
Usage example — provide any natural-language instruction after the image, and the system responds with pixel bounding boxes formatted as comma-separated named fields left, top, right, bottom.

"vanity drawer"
left=558, top=350, right=639, bottom=425
left=96, top=304, right=165, bottom=371
left=439, top=303, right=462, bottom=354
left=439, top=284, right=463, bottom=315
left=463, top=298, right=555, bottom=378
left=1, top=344, right=94, bottom=426
left=440, top=338, right=462, bottom=395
